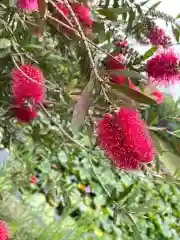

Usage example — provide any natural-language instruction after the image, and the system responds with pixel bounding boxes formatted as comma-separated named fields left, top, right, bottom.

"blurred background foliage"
left=0, top=0, right=180, bottom=239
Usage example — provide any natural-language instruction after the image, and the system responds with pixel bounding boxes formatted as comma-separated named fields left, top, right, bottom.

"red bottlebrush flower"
left=56, top=3, right=68, bottom=17
left=96, top=108, right=155, bottom=170
left=151, top=90, right=164, bottom=104
left=71, top=3, right=93, bottom=27
left=146, top=50, right=180, bottom=86
left=148, top=27, right=171, bottom=47
left=11, top=64, right=44, bottom=105
left=0, top=221, right=9, bottom=240
left=11, top=64, right=44, bottom=123
left=106, top=54, right=127, bottom=84
left=11, top=104, right=37, bottom=123
left=114, top=40, right=128, bottom=48
left=30, top=176, right=37, bottom=184
left=17, top=0, right=37, bottom=11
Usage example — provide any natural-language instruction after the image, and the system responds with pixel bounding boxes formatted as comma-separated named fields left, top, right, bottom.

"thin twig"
left=63, top=0, right=103, bottom=83
left=49, top=0, right=73, bottom=28
left=47, top=13, right=131, bottom=71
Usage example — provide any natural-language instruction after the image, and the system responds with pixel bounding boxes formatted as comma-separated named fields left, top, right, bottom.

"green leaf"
left=126, top=185, right=140, bottom=206
left=97, top=7, right=130, bottom=21
left=105, top=69, right=145, bottom=80
left=127, top=10, right=136, bottom=32
left=71, top=79, right=94, bottom=133
left=108, top=83, right=156, bottom=105
left=155, top=156, right=160, bottom=173
left=0, top=49, right=10, bottom=58
left=154, top=136, right=180, bottom=175
left=129, top=201, right=155, bottom=213
left=172, top=25, right=180, bottom=42
left=23, top=44, right=43, bottom=50
left=122, top=213, right=143, bottom=240
left=143, top=46, right=157, bottom=60
left=118, top=184, right=134, bottom=203
left=149, top=126, right=167, bottom=131
left=148, top=1, right=161, bottom=11
left=150, top=132, right=163, bottom=155
left=0, top=39, right=11, bottom=49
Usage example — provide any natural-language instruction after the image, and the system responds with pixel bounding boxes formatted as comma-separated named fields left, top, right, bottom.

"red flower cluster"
left=146, top=50, right=180, bottom=86
left=30, top=175, right=37, bottom=184
left=54, top=2, right=93, bottom=36
left=151, top=90, right=164, bottom=104
left=148, top=27, right=171, bottom=47
left=105, top=53, right=135, bottom=88
left=97, top=108, right=155, bottom=170
left=114, top=40, right=128, bottom=48
left=11, top=64, right=45, bottom=123
left=0, top=221, right=9, bottom=240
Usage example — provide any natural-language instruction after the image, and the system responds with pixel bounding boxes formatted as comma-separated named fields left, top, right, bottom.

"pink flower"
left=71, top=3, right=93, bottom=27
left=11, top=64, right=45, bottom=123
left=0, top=221, right=9, bottom=240
left=30, top=176, right=37, bottom=184
left=17, top=0, right=38, bottom=11
left=148, top=27, right=171, bottom=47
left=146, top=50, right=180, bottom=86
left=151, top=90, right=164, bottom=104
left=96, top=108, right=155, bottom=170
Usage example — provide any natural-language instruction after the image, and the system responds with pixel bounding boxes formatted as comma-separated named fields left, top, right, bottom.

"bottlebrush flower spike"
left=106, top=54, right=127, bottom=84
left=114, top=40, right=128, bottom=48
left=148, top=27, right=171, bottom=47
left=17, top=0, right=38, bottom=11
left=146, top=50, right=180, bottom=86
left=11, top=64, right=44, bottom=105
left=71, top=3, right=93, bottom=27
left=11, top=103, right=37, bottom=123
left=96, top=108, right=155, bottom=170
left=56, top=3, right=68, bottom=16
left=11, top=64, right=45, bottom=123
left=0, top=221, right=9, bottom=240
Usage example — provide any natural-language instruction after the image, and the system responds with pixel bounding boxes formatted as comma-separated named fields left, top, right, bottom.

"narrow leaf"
left=108, top=83, right=156, bottom=105
left=105, top=69, right=145, bottom=80
left=148, top=1, right=161, bottom=11
left=0, top=39, right=11, bottom=49
left=172, top=25, right=180, bottom=42
left=150, top=132, right=163, bottom=155
left=122, top=213, right=143, bottom=240
left=126, top=185, right=140, bottom=206
left=71, top=79, right=94, bottom=133
left=129, top=200, right=155, bottom=213
left=143, top=46, right=157, bottom=60
left=97, top=7, right=130, bottom=20
left=118, top=184, right=134, bottom=203
left=149, top=126, right=167, bottom=131
left=155, top=156, right=160, bottom=173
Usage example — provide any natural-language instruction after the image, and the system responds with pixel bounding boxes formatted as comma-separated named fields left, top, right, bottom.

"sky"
left=132, top=0, right=180, bottom=100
